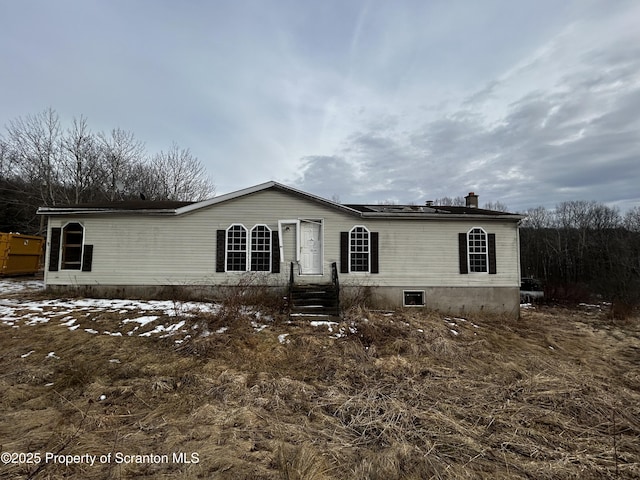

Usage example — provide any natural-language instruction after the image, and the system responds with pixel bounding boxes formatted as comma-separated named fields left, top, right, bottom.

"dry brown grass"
left=1, top=295, right=639, bottom=479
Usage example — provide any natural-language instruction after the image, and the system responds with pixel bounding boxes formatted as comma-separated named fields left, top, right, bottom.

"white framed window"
left=61, top=222, right=84, bottom=270
left=349, top=226, right=370, bottom=272
left=226, top=224, right=247, bottom=271
left=403, top=290, right=425, bottom=307
left=250, top=225, right=271, bottom=272
left=467, top=227, right=488, bottom=273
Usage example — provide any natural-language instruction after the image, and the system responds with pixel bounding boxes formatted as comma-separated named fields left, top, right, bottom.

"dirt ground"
left=1, top=283, right=639, bottom=479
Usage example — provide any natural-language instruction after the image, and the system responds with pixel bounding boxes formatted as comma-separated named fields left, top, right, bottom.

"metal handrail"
left=288, top=262, right=294, bottom=315
left=331, top=261, right=340, bottom=316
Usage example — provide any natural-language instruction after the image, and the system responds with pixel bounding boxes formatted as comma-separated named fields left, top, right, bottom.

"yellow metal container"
left=0, top=233, right=45, bottom=276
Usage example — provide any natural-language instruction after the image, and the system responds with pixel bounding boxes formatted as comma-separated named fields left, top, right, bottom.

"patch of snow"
left=46, top=351, right=60, bottom=359
left=21, top=350, right=35, bottom=358
left=251, top=321, right=268, bottom=332
left=84, top=328, right=99, bottom=334
left=215, top=326, right=228, bottom=334
left=0, top=279, right=45, bottom=294
left=25, top=316, right=50, bottom=326
left=123, top=315, right=159, bottom=326
left=450, top=329, right=459, bottom=336
left=254, top=311, right=274, bottom=322
left=310, top=321, right=338, bottom=332
left=278, top=333, right=289, bottom=344
left=109, top=359, right=121, bottom=363
left=175, top=334, right=191, bottom=344
left=142, top=320, right=187, bottom=337
left=59, top=317, right=76, bottom=326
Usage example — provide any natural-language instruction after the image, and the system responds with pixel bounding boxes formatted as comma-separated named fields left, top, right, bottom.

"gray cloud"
left=295, top=13, right=640, bottom=213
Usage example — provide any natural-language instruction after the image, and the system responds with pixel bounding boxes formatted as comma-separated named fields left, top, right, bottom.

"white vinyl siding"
left=44, top=188, right=521, bottom=289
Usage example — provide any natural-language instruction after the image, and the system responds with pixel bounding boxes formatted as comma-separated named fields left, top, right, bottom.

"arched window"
left=467, top=227, right=488, bottom=273
left=61, top=222, right=84, bottom=270
left=349, top=226, right=370, bottom=272
left=226, top=224, right=247, bottom=271
left=250, top=225, right=271, bottom=271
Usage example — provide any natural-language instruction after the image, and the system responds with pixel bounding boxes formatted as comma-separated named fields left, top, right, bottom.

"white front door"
left=299, top=220, right=322, bottom=274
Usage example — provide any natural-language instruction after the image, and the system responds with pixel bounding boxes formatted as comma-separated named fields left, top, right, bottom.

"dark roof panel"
left=345, top=203, right=518, bottom=217
left=51, top=200, right=195, bottom=210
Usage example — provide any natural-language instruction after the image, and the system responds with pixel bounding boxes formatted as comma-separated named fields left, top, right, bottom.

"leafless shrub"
left=214, top=272, right=285, bottom=323
left=340, top=283, right=376, bottom=311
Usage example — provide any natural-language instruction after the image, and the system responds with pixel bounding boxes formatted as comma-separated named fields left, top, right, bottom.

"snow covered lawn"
left=0, top=278, right=226, bottom=343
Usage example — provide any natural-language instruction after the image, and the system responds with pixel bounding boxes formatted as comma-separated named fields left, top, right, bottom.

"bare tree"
left=150, top=143, right=215, bottom=201
left=520, top=206, right=553, bottom=229
left=124, top=161, right=161, bottom=200
left=434, top=196, right=465, bottom=206
left=5, top=108, right=62, bottom=205
left=0, top=136, right=10, bottom=178
left=2, top=109, right=218, bottom=230
left=623, top=206, right=640, bottom=232
left=60, top=116, right=101, bottom=204
left=482, top=201, right=509, bottom=212
left=97, top=128, right=145, bottom=201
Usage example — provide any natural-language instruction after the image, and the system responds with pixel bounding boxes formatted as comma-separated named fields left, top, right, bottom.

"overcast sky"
left=1, top=0, right=639, bottom=212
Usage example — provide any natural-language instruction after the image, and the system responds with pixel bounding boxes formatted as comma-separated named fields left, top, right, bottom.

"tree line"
left=1, top=108, right=215, bottom=233
left=520, top=201, right=640, bottom=314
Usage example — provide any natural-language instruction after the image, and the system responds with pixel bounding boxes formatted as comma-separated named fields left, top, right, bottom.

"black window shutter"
left=370, top=231, right=379, bottom=274
left=216, top=230, right=225, bottom=272
left=81, top=245, right=93, bottom=272
left=271, top=230, right=280, bottom=273
left=488, top=233, right=497, bottom=274
left=458, top=232, right=468, bottom=274
left=49, top=227, right=61, bottom=272
left=340, top=232, right=349, bottom=273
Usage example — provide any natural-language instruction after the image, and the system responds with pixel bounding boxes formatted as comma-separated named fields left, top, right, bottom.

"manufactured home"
left=37, top=181, right=524, bottom=317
